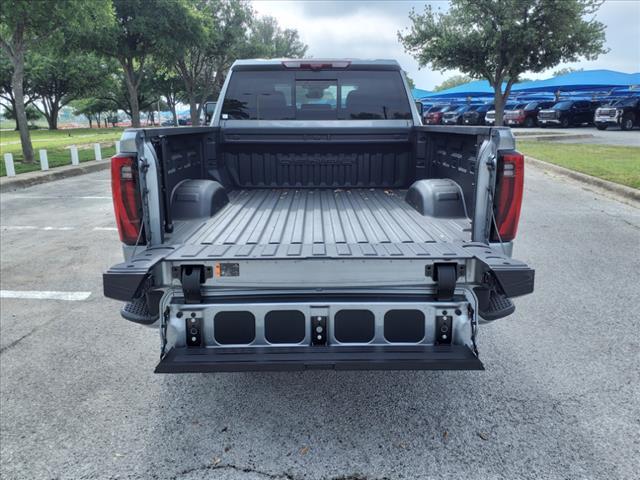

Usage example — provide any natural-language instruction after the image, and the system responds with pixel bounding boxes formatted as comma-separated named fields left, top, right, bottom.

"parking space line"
left=0, top=290, right=92, bottom=301
left=1, top=226, right=117, bottom=231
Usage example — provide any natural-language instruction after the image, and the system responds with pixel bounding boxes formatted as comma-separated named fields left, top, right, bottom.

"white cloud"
left=251, top=0, right=639, bottom=90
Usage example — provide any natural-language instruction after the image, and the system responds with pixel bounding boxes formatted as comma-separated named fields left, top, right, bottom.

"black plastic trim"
left=155, top=345, right=484, bottom=372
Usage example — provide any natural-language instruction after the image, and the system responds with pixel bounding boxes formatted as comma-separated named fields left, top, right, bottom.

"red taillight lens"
left=111, top=154, right=144, bottom=245
left=492, top=151, right=524, bottom=242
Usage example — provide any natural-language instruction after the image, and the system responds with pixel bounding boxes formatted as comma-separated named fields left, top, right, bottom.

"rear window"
left=221, top=70, right=412, bottom=120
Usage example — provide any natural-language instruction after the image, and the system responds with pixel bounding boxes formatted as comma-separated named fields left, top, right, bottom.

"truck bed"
left=166, top=188, right=471, bottom=261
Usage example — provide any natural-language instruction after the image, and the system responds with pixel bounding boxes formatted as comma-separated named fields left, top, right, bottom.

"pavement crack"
left=0, top=315, right=59, bottom=354
left=172, top=463, right=296, bottom=480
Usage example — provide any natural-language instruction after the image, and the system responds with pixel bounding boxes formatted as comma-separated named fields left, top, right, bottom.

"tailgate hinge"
left=431, top=263, right=459, bottom=301
left=180, top=266, right=204, bottom=304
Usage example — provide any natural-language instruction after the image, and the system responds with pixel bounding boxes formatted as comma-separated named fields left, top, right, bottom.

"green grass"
left=0, top=127, right=124, bottom=176
left=518, top=141, right=640, bottom=189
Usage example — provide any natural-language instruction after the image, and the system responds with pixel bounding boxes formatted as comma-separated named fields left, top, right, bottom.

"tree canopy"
left=433, top=75, right=473, bottom=92
left=400, top=0, right=607, bottom=125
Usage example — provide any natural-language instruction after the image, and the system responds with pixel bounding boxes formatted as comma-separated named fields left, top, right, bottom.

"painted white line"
left=2, top=225, right=118, bottom=232
left=1, top=226, right=75, bottom=231
left=14, top=195, right=112, bottom=200
left=0, top=290, right=92, bottom=301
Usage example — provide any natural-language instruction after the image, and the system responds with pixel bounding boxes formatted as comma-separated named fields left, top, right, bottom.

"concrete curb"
left=525, top=155, right=640, bottom=203
left=0, top=161, right=110, bottom=193
left=517, top=134, right=594, bottom=142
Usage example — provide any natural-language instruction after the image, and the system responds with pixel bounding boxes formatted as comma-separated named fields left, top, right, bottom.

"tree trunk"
left=493, top=90, right=506, bottom=126
left=171, top=105, right=178, bottom=126
left=121, top=62, right=141, bottom=128
left=87, top=116, right=93, bottom=128
left=104, top=118, right=108, bottom=128
left=189, top=97, right=198, bottom=126
left=11, top=50, right=35, bottom=163
left=45, top=104, right=59, bottom=130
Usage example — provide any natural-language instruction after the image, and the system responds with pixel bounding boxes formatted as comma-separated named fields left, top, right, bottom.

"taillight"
left=491, top=151, right=524, bottom=242
left=111, top=154, right=144, bottom=245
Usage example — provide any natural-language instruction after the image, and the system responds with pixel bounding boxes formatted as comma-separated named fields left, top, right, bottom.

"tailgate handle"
left=434, top=263, right=457, bottom=301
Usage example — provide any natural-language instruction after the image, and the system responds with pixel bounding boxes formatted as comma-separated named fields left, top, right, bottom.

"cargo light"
left=111, top=154, right=144, bottom=245
left=282, top=60, right=350, bottom=70
left=492, top=151, right=524, bottom=243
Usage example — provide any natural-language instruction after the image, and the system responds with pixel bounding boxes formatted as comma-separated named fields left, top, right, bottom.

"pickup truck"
left=103, top=59, right=535, bottom=373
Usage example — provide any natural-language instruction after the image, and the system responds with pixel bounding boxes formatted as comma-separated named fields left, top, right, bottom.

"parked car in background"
left=484, top=103, right=525, bottom=126
left=442, top=105, right=473, bottom=125
left=537, top=100, right=599, bottom=127
left=463, top=104, right=493, bottom=125
left=594, top=97, right=640, bottom=130
left=424, top=105, right=456, bottom=125
left=505, top=101, right=555, bottom=127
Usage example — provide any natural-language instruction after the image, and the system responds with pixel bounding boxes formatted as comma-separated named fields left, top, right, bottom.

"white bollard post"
left=115, top=140, right=121, bottom=154
left=70, top=145, right=79, bottom=166
left=39, top=149, right=49, bottom=171
left=94, top=143, right=102, bottom=161
left=4, top=153, right=16, bottom=177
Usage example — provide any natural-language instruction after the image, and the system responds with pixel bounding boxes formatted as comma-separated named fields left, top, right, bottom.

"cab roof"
left=230, top=58, right=402, bottom=71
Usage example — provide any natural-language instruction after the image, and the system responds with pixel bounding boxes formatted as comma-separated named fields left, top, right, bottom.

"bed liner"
left=165, top=188, right=472, bottom=261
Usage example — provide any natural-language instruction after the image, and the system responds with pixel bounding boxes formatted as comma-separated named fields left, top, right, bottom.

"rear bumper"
left=155, top=345, right=484, bottom=372
left=538, top=118, right=560, bottom=125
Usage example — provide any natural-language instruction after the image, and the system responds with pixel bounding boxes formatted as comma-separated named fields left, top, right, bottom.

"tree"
left=0, top=52, right=36, bottom=130
left=552, top=67, right=584, bottom=77
left=86, top=0, right=198, bottom=128
left=400, top=0, right=607, bottom=125
left=244, top=15, right=308, bottom=59
left=165, top=0, right=253, bottom=125
left=433, top=74, right=473, bottom=92
left=3, top=103, right=42, bottom=126
left=403, top=71, right=416, bottom=89
left=0, top=0, right=105, bottom=162
left=71, top=97, right=114, bottom=128
left=29, top=51, right=107, bottom=129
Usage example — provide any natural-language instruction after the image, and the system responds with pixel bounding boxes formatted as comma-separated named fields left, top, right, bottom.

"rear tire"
left=524, top=117, right=535, bottom=128
left=560, top=117, right=570, bottom=128
left=621, top=116, right=635, bottom=131
left=596, top=125, right=607, bottom=131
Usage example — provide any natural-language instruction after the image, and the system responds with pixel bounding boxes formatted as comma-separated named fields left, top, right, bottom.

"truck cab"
left=103, top=59, right=534, bottom=372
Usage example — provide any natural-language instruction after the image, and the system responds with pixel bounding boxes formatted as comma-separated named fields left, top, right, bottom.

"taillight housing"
left=491, top=151, right=525, bottom=243
left=111, top=154, right=144, bottom=245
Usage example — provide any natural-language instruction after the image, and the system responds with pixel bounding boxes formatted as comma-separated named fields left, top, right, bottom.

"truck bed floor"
left=167, top=189, right=472, bottom=260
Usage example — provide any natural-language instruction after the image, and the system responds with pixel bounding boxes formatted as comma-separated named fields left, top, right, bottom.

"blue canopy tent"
left=411, top=88, right=432, bottom=99
left=413, top=70, right=640, bottom=103
left=512, top=69, right=640, bottom=93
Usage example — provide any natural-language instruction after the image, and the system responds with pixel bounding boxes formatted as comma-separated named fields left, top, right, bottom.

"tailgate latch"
left=429, top=263, right=460, bottom=301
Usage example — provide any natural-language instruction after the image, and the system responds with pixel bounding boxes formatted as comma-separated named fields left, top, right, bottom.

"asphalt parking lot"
left=515, top=126, right=640, bottom=146
left=1, top=166, right=639, bottom=480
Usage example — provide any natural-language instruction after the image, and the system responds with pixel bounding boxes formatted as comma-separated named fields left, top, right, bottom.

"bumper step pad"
left=155, top=345, right=484, bottom=373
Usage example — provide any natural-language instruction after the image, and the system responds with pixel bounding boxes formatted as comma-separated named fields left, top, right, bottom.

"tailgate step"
left=155, top=345, right=484, bottom=373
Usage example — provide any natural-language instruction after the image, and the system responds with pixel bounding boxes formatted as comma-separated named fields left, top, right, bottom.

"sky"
left=251, top=0, right=640, bottom=91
